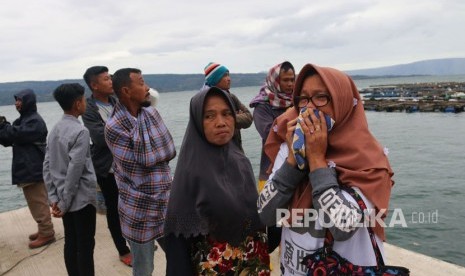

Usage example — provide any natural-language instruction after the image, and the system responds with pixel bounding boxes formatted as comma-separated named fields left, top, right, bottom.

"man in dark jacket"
left=82, top=66, right=132, bottom=266
left=0, top=89, right=55, bottom=248
left=202, top=62, right=253, bottom=151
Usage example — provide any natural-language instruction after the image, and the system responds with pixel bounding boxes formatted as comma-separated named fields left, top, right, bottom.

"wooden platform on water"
left=1, top=207, right=465, bottom=275
left=363, top=99, right=465, bottom=113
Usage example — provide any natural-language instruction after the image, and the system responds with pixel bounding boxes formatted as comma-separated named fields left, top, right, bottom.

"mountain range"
left=345, top=58, right=465, bottom=76
left=1, top=58, right=464, bottom=106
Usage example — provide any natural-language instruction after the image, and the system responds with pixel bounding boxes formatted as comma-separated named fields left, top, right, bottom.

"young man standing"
left=82, top=66, right=132, bottom=266
left=105, top=68, right=176, bottom=276
left=44, top=83, right=97, bottom=276
left=0, top=89, right=55, bottom=249
left=203, top=62, right=253, bottom=151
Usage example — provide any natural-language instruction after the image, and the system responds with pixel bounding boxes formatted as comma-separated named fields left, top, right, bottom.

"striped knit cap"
left=204, top=62, right=229, bottom=86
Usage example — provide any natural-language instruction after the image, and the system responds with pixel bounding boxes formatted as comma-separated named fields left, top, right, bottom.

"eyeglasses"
left=295, top=94, right=331, bottom=108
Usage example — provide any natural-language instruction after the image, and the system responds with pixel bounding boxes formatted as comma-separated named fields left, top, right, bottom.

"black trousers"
left=165, top=234, right=196, bottom=276
left=267, top=225, right=282, bottom=253
left=62, top=204, right=96, bottom=276
left=97, top=174, right=130, bottom=256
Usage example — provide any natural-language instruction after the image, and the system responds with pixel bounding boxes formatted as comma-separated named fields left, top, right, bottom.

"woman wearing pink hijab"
left=250, top=61, right=295, bottom=191
left=250, top=61, right=296, bottom=253
left=258, top=63, right=396, bottom=275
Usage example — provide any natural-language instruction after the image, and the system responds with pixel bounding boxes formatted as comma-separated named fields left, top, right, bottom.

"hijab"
left=164, top=87, right=263, bottom=245
left=249, top=61, right=294, bottom=108
left=264, top=64, right=394, bottom=240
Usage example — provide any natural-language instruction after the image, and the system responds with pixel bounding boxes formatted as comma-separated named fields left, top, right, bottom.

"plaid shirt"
left=105, top=103, right=176, bottom=243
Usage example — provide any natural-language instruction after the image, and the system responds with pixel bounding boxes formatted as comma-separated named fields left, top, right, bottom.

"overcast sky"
left=1, top=0, right=464, bottom=82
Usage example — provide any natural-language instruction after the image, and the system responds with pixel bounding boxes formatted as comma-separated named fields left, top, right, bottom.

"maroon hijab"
left=264, top=64, right=394, bottom=240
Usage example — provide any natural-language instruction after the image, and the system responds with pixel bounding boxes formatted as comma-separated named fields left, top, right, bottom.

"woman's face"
left=298, top=74, right=334, bottom=117
left=203, top=94, right=235, bottom=146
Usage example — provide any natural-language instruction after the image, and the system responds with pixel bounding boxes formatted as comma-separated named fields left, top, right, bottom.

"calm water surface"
left=1, top=78, right=464, bottom=266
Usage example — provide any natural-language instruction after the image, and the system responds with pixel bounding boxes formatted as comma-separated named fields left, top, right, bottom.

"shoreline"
left=2, top=207, right=465, bottom=275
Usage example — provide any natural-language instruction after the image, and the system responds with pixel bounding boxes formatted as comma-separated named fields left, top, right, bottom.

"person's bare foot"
left=119, top=253, right=132, bottom=267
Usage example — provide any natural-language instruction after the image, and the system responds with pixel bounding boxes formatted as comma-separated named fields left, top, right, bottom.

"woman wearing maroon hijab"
left=258, top=63, right=395, bottom=275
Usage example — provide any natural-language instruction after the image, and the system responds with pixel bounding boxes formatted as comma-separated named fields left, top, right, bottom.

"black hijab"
left=164, top=87, right=262, bottom=245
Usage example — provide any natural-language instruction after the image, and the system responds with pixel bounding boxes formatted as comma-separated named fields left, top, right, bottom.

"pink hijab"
left=264, top=64, right=394, bottom=240
left=249, top=61, right=294, bottom=108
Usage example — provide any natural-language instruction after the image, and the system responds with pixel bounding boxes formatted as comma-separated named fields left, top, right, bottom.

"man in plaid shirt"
left=105, top=68, right=176, bottom=276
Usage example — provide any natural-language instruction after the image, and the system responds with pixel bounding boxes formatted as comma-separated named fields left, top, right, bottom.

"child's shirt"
left=43, top=114, right=97, bottom=213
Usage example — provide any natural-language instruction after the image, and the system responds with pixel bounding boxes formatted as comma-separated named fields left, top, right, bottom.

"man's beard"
left=141, top=100, right=151, bottom=108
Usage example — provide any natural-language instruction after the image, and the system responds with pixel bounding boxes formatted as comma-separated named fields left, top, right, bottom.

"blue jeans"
left=128, top=237, right=164, bottom=276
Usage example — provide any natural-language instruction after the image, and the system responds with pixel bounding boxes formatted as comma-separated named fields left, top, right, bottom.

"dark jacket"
left=82, top=95, right=118, bottom=178
left=0, top=89, right=47, bottom=185
left=227, top=92, right=253, bottom=151
left=252, top=103, right=287, bottom=180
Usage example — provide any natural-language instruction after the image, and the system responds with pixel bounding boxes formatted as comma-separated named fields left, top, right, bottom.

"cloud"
left=1, top=0, right=464, bottom=82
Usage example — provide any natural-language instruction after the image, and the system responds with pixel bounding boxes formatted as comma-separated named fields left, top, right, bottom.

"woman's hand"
left=299, top=108, right=328, bottom=171
left=285, top=118, right=298, bottom=167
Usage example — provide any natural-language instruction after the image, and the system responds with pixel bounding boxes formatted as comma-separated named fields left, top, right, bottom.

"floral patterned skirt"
left=192, top=232, right=271, bottom=276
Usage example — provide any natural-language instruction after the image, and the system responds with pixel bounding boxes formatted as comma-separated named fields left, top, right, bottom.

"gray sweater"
left=258, top=147, right=363, bottom=241
left=43, top=114, right=97, bottom=213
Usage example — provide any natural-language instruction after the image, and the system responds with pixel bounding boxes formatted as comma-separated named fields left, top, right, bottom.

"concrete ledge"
left=1, top=207, right=464, bottom=275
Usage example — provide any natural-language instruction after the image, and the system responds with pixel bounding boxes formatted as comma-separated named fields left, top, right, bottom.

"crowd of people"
left=0, top=61, right=397, bottom=276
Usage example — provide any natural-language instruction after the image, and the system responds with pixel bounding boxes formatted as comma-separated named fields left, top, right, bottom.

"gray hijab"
left=164, top=87, right=263, bottom=245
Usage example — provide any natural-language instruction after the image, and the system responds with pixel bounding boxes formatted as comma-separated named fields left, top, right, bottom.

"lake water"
left=1, top=75, right=465, bottom=267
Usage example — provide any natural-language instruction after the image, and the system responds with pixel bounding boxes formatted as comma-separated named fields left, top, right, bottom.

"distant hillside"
left=346, top=58, right=465, bottom=76
left=2, top=58, right=464, bottom=106
left=0, top=73, right=266, bottom=106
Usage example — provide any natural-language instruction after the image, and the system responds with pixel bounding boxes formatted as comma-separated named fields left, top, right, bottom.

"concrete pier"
left=1, top=207, right=465, bottom=275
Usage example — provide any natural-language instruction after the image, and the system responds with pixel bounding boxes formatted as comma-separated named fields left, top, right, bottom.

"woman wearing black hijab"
left=164, top=87, right=270, bottom=275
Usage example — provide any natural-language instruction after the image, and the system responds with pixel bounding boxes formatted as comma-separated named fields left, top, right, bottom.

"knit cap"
left=204, top=62, right=229, bottom=86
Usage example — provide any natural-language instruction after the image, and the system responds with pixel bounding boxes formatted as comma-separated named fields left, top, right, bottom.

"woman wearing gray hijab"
left=164, top=87, right=270, bottom=275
